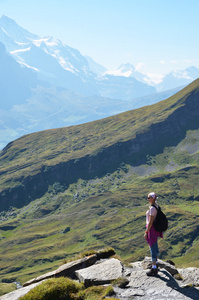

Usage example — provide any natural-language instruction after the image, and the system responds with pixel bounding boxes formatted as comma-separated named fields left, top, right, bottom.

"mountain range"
left=0, top=15, right=155, bottom=98
left=0, top=14, right=199, bottom=151
left=106, top=63, right=199, bottom=91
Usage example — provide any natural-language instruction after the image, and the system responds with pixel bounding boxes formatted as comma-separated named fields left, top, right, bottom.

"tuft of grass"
left=174, top=273, right=184, bottom=281
left=19, top=277, right=115, bottom=300
left=0, top=283, right=16, bottom=296
left=79, top=285, right=115, bottom=300
left=19, top=277, right=84, bottom=300
left=62, top=247, right=116, bottom=264
left=182, top=283, right=194, bottom=288
left=112, top=277, right=129, bottom=288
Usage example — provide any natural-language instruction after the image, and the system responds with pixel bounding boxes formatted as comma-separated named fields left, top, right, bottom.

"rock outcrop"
left=75, top=258, right=123, bottom=287
left=23, top=254, right=97, bottom=287
left=177, top=267, right=199, bottom=287
left=1, top=256, right=199, bottom=300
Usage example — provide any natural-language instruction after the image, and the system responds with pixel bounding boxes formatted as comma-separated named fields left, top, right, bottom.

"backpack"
left=151, top=204, right=168, bottom=232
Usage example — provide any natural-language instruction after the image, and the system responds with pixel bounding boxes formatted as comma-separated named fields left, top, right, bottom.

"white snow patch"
left=18, top=62, right=39, bottom=72
left=15, top=41, right=29, bottom=46
left=10, top=47, right=31, bottom=54
left=105, top=69, right=132, bottom=77
left=1, top=27, right=9, bottom=36
left=33, top=37, right=58, bottom=47
left=45, top=40, right=58, bottom=47
left=172, top=70, right=192, bottom=79
left=57, top=56, right=79, bottom=74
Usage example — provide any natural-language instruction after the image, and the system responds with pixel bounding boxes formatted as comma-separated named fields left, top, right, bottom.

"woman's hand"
left=144, top=232, right=148, bottom=240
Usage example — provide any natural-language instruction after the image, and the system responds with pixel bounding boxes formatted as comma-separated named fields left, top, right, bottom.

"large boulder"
left=75, top=258, right=123, bottom=287
left=23, top=254, right=97, bottom=287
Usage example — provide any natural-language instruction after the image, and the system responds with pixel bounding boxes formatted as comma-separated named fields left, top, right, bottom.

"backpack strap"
left=151, top=204, right=160, bottom=211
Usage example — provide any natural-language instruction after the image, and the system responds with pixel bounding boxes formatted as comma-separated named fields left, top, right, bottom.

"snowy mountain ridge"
left=1, top=15, right=199, bottom=95
left=107, top=63, right=199, bottom=89
left=0, top=15, right=94, bottom=84
left=0, top=15, right=199, bottom=149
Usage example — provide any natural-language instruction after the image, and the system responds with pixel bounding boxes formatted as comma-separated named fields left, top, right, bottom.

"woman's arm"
left=144, top=215, right=155, bottom=239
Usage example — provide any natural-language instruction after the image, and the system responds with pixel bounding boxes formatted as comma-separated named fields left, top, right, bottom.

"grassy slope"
left=0, top=133, right=199, bottom=285
left=0, top=79, right=199, bottom=290
left=0, top=78, right=199, bottom=190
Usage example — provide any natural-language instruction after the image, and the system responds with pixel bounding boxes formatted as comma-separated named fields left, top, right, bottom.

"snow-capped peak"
left=167, top=66, right=199, bottom=80
left=33, top=36, right=59, bottom=47
left=169, top=69, right=192, bottom=79
left=106, top=63, right=136, bottom=77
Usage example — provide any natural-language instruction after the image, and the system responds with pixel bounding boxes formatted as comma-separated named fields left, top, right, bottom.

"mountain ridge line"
left=0, top=78, right=199, bottom=211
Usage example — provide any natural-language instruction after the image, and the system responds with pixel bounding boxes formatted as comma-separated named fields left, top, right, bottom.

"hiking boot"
left=146, top=267, right=158, bottom=276
left=149, top=263, right=159, bottom=270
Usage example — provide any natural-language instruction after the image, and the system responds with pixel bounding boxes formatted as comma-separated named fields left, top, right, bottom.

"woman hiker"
left=144, top=192, right=163, bottom=276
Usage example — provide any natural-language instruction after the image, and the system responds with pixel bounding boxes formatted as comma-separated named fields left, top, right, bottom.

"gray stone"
left=23, top=270, right=56, bottom=287
left=177, top=267, right=199, bottom=287
left=23, top=254, right=97, bottom=287
left=75, top=258, right=123, bottom=286
left=2, top=256, right=199, bottom=300
left=55, top=254, right=97, bottom=278
left=143, top=256, right=178, bottom=276
left=121, top=288, right=145, bottom=297
left=124, top=268, right=199, bottom=300
left=0, top=281, right=45, bottom=300
left=130, top=260, right=143, bottom=271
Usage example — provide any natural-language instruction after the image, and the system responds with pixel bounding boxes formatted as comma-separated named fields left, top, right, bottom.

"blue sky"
left=0, top=0, right=199, bottom=77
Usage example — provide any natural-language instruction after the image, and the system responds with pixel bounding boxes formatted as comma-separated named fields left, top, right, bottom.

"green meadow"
left=0, top=80, right=199, bottom=294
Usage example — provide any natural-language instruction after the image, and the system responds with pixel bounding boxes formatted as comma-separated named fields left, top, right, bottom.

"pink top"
left=146, top=204, right=163, bottom=247
left=146, top=205, right=158, bottom=225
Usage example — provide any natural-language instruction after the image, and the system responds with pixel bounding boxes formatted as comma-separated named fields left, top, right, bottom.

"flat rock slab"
left=75, top=258, right=123, bottom=286
left=0, top=281, right=45, bottom=300
left=178, top=267, right=199, bottom=287
left=117, top=268, right=199, bottom=300
left=23, top=254, right=97, bottom=287
left=55, top=254, right=97, bottom=278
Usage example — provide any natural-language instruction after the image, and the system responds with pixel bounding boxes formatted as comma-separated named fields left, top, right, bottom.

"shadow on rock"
left=158, top=270, right=199, bottom=300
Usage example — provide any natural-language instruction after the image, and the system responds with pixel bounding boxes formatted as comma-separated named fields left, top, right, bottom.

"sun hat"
left=148, top=192, right=156, bottom=200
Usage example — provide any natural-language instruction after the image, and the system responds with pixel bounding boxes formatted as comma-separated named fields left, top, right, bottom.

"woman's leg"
left=156, top=241, right=160, bottom=264
left=150, top=241, right=158, bottom=267
left=147, top=241, right=159, bottom=276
